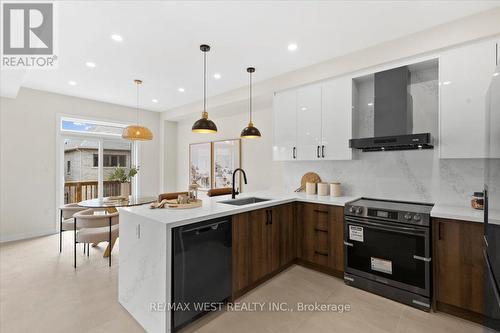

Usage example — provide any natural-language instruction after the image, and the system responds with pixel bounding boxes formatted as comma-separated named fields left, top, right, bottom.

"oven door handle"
left=413, top=255, right=431, bottom=262
left=345, top=217, right=427, bottom=236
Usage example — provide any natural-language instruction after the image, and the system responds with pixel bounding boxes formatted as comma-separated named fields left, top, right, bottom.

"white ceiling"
left=14, top=1, right=500, bottom=112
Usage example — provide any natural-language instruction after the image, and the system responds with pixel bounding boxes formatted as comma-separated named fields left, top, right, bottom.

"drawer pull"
left=413, top=255, right=431, bottom=262
left=314, top=228, right=328, bottom=233
left=313, top=209, right=328, bottom=214
left=314, top=250, right=328, bottom=256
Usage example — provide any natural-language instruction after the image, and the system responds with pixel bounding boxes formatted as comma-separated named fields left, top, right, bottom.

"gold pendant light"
left=122, top=79, right=153, bottom=141
left=241, top=67, right=261, bottom=138
left=192, top=44, right=218, bottom=133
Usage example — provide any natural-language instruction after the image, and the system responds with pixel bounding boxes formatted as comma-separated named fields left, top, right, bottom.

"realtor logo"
left=2, top=2, right=57, bottom=68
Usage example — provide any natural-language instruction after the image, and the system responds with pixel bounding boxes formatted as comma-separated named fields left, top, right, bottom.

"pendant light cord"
left=136, top=82, right=139, bottom=125
left=249, top=71, right=252, bottom=123
left=203, top=49, right=207, bottom=113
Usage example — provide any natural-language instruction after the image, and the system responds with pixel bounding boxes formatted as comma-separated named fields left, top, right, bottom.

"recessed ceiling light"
left=213, top=73, right=221, bottom=79
left=367, top=102, right=374, bottom=106
left=287, top=43, right=298, bottom=52
left=442, top=81, right=451, bottom=85
left=111, top=34, right=123, bottom=42
left=152, top=99, right=158, bottom=103
left=494, top=72, right=499, bottom=77
left=85, top=61, right=96, bottom=68
left=300, top=107, right=307, bottom=111
left=178, top=87, right=185, bottom=92
left=68, top=80, right=77, bottom=86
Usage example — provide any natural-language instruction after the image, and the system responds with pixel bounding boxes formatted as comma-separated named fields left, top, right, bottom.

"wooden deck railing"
left=64, top=181, right=130, bottom=204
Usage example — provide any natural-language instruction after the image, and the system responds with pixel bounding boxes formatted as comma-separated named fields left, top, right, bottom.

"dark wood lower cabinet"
left=234, top=204, right=485, bottom=326
left=297, top=203, right=344, bottom=274
left=232, top=213, right=250, bottom=294
left=433, top=217, right=484, bottom=319
left=277, top=203, right=296, bottom=267
left=248, top=208, right=279, bottom=283
left=232, top=204, right=294, bottom=298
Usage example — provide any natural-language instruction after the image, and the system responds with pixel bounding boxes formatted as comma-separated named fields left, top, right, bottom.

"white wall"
left=163, top=120, right=178, bottom=192
left=176, top=108, right=280, bottom=193
left=0, top=88, right=161, bottom=242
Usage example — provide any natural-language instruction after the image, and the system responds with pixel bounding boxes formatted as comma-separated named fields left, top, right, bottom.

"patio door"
left=58, top=117, right=139, bottom=206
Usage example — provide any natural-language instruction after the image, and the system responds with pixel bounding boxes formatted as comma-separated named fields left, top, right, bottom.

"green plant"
left=108, top=166, right=138, bottom=183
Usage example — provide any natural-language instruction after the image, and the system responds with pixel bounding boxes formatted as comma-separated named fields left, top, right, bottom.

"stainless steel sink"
left=218, top=197, right=271, bottom=206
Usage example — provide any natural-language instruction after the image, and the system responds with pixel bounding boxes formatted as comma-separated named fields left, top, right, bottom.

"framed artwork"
left=213, top=139, right=241, bottom=190
left=189, top=142, right=212, bottom=191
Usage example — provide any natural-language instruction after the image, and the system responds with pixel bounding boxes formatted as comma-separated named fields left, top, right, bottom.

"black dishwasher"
left=172, top=217, right=232, bottom=331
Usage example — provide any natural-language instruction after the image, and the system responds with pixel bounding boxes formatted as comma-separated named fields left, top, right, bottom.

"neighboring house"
left=64, top=141, right=131, bottom=182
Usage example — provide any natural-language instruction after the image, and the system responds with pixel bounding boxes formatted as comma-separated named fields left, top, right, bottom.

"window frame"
left=56, top=114, right=141, bottom=221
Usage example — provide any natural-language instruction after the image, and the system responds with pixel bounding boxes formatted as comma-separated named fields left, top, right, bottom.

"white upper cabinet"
left=273, top=77, right=353, bottom=161
left=486, top=62, right=500, bottom=159
left=273, top=89, right=297, bottom=161
left=321, top=76, right=352, bottom=160
left=296, top=84, right=322, bottom=160
left=439, top=39, right=499, bottom=159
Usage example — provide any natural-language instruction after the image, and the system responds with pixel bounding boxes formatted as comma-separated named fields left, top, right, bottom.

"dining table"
left=78, top=196, right=157, bottom=257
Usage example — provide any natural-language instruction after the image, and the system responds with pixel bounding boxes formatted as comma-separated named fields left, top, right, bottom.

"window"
left=93, top=154, right=127, bottom=167
left=61, top=117, right=126, bottom=136
left=66, top=161, right=71, bottom=175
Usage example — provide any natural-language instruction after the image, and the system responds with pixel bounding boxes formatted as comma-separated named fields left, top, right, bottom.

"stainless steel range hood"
left=349, top=66, right=433, bottom=152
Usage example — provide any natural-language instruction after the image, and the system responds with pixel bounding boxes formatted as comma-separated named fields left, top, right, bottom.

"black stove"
left=344, top=198, right=434, bottom=311
left=346, top=198, right=433, bottom=226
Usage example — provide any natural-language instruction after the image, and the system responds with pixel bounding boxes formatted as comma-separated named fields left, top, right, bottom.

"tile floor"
left=0, top=233, right=489, bottom=333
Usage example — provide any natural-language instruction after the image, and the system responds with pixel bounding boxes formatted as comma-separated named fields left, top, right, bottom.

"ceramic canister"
left=305, top=182, right=317, bottom=195
left=317, top=182, right=329, bottom=196
left=330, top=182, right=342, bottom=197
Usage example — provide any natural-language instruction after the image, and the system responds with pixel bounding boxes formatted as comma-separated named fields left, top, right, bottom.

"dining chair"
left=206, top=188, right=232, bottom=197
left=59, top=203, right=86, bottom=253
left=73, top=209, right=119, bottom=268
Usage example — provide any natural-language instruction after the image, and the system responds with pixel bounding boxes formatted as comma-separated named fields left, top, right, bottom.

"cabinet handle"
left=314, top=250, right=328, bottom=257
left=265, top=210, right=273, bottom=225
left=314, top=228, right=328, bottom=233
left=313, top=209, right=328, bottom=214
left=321, top=145, right=325, bottom=158
left=292, top=147, right=296, bottom=159
left=317, top=145, right=320, bottom=158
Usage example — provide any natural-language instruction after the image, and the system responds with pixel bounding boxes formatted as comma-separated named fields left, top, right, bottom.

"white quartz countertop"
left=431, top=204, right=484, bottom=223
left=431, top=203, right=500, bottom=225
left=119, top=191, right=359, bottom=228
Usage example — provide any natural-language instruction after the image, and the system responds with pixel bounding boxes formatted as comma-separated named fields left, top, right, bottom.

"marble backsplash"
left=275, top=150, right=484, bottom=207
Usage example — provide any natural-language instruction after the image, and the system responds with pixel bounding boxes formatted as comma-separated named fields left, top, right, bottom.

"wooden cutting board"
left=295, top=172, right=321, bottom=192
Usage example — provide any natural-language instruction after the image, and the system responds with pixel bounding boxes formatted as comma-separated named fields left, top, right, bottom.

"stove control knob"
left=413, top=214, right=421, bottom=222
left=404, top=213, right=412, bottom=220
left=349, top=206, right=356, bottom=213
left=356, top=207, right=363, bottom=214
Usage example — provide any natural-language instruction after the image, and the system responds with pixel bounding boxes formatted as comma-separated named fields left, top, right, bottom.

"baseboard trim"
left=232, top=261, right=296, bottom=301
left=296, top=259, right=344, bottom=279
left=0, top=229, right=57, bottom=243
left=435, top=301, right=484, bottom=324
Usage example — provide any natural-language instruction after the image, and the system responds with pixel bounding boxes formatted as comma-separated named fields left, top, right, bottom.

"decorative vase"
left=120, top=182, right=130, bottom=198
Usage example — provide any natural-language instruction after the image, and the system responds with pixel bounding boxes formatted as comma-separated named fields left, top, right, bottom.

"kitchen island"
left=118, top=191, right=357, bottom=333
